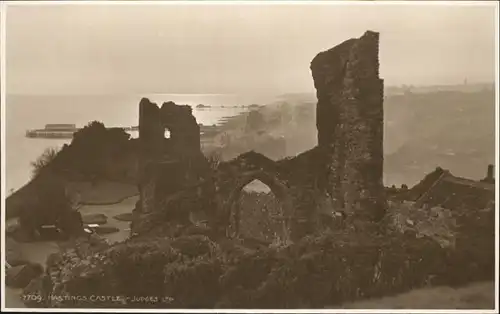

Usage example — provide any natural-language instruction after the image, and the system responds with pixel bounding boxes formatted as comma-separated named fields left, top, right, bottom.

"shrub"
left=218, top=230, right=448, bottom=309
left=206, top=151, right=222, bottom=171
left=34, top=207, right=495, bottom=309
left=66, top=121, right=131, bottom=179
left=164, top=256, right=223, bottom=308
left=104, top=238, right=182, bottom=303
left=31, top=147, right=60, bottom=178
left=18, top=173, right=82, bottom=239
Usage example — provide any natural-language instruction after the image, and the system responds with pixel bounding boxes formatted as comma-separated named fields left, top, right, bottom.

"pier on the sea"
left=25, top=124, right=140, bottom=139
left=26, top=123, right=222, bottom=139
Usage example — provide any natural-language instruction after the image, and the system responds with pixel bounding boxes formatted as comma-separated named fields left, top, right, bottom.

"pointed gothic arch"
left=223, top=170, right=293, bottom=242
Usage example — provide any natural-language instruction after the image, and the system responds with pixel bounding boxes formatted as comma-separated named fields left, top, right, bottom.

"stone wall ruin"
left=134, top=30, right=388, bottom=241
left=133, top=98, right=212, bottom=235
left=311, top=30, right=386, bottom=222
left=214, top=151, right=294, bottom=241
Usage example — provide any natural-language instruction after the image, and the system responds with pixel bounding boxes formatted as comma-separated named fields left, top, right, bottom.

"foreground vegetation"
left=20, top=197, right=494, bottom=309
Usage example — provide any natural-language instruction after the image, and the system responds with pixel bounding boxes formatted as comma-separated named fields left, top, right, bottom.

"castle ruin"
left=133, top=31, right=387, bottom=241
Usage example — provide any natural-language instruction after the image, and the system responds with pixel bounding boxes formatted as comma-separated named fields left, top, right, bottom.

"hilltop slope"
left=384, top=89, right=495, bottom=186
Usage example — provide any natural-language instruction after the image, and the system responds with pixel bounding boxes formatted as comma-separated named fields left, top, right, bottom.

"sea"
left=5, top=93, right=279, bottom=194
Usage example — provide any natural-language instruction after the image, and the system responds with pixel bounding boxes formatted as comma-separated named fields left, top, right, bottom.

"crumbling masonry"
left=311, top=30, right=386, bottom=221
left=133, top=31, right=387, bottom=240
left=132, top=99, right=213, bottom=235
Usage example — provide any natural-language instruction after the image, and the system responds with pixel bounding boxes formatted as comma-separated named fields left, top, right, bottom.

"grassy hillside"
left=384, top=89, right=495, bottom=186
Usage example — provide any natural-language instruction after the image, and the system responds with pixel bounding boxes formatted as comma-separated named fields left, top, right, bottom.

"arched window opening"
left=164, top=129, right=171, bottom=139
left=242, top=179, right=271, bottom=194
left=229, top=179, right=287, bottom=244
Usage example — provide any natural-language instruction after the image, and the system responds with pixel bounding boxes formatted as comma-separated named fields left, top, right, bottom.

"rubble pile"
left=386, top=201, right=457, bottom=248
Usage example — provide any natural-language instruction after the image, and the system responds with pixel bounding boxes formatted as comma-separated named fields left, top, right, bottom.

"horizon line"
left=4, top=82, right=496, bottom=97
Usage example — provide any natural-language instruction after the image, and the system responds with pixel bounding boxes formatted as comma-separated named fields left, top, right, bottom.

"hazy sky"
left=5, top=3, right=497, bottom=95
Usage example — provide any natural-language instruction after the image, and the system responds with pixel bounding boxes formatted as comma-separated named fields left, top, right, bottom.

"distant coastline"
left=5, top=82, right=494, bottom=98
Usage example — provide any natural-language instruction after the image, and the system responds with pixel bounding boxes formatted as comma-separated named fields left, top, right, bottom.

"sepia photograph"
left=1, top=0, right=498, bottom=311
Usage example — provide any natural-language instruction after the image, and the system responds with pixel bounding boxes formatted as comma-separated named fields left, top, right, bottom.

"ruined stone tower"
left=136, top=98, right=207, bottom=216
left=311, top=30, right=386, bottom=221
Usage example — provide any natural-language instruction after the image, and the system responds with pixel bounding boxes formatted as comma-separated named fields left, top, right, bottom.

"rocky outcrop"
left=311, top=30, right=386, bottom=222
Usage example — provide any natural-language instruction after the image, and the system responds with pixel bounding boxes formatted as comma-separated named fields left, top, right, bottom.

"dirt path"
left=78, top=195, right=138, bottom=244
